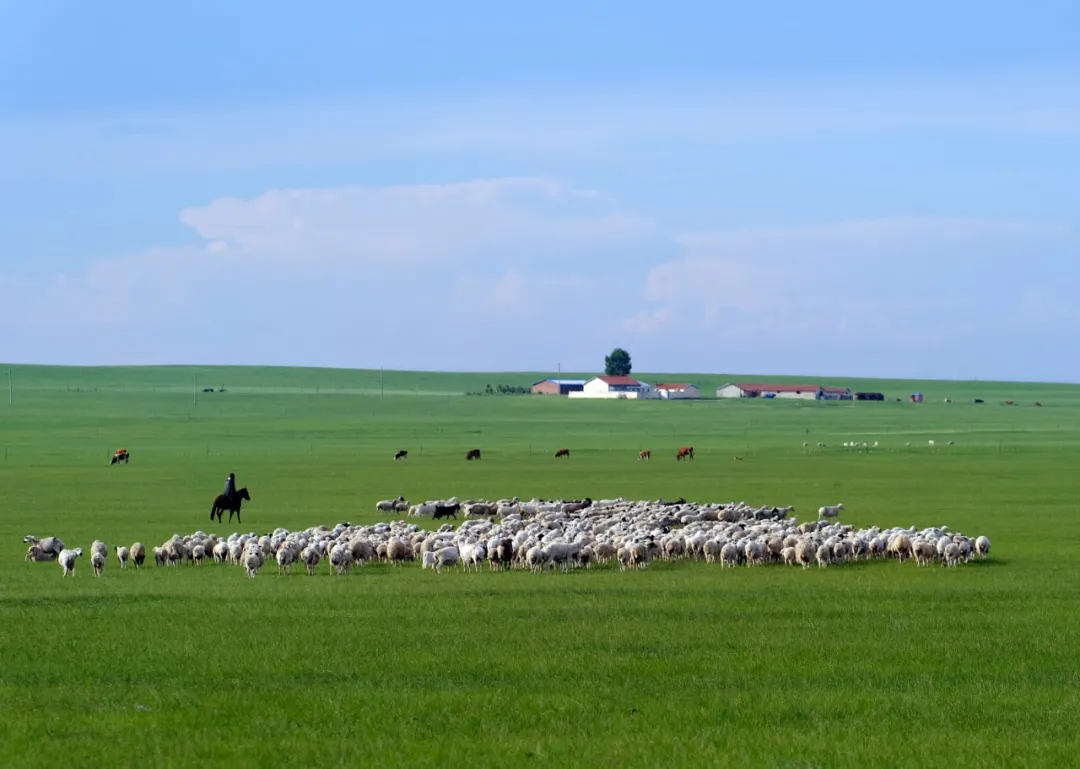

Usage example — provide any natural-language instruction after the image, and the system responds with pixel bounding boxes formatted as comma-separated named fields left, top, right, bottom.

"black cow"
left=394, top=450, right=408, bottom=460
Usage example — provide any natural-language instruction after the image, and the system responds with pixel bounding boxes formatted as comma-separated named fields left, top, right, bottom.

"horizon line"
left=1, top=362, right=1076, bottom=388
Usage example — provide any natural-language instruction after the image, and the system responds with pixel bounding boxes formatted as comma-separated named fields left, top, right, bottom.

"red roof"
left=735, top=383, right=822, bottom=393
left=655, top=383, right=693, bottom=390
left=597, top=376, right=643, bottom=386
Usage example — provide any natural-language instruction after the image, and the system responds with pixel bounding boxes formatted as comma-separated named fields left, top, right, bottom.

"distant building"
left=653, top=383, right=701, bottom=400
left=821, top=387, right=853, bottom=401
left=716, top=383, right=824, bottom=400
left=531, top=378, right=586, bottom=396
left=569, top=375, right=656, bottom=399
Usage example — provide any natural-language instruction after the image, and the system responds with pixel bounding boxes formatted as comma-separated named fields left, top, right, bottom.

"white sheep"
left=818, top=504, right=844, bottom=520
left=975, top=535, right=991, bottom=559
left=276, top=545, right=295, bottom=575
left=91, top=549, right=106, bottom=577
left=300, top=546, right=321, bottom=575
left=434, top=546, right=460, bottom=574
left=115, top=546, right=130, bottom=569
left=58, top=547, right=83, bottom=577
left=243, top=549, right=263, bottom=578
left=131, top=542, right=146, bottom=568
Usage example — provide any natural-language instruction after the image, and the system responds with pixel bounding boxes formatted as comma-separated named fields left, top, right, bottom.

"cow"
left=110, top=448, right=130, bottom=465
left=554, top=448, right=570, bottom=458
left=974, top=398, right=984, bottom=404
left=676, top=446, right=694, bottom=461
left=394, top=450, right=408, bottom=460
left=433, top=503, right=460, bottom=520
left=465, top=449, right=482, bottom=461
left=638, top=450, right=651, bottom=461
left=1034, top=401, right=1042, bottom=407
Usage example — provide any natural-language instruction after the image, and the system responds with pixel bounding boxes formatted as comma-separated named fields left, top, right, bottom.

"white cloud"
left=4, top=177, right=1078, bottom=380
left=4, top=178, right=655, bottom=368
left=177, top=178, right=652, bottom=270
left=617, top=215, right=1079, bottom=378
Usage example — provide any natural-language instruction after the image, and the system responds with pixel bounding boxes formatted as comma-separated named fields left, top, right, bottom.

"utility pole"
left=7, top=369, right=11, bottom=406
left=193, top=371, right=197, bottom=407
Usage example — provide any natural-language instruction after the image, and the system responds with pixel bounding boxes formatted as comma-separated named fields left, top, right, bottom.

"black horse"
left=210, top=487, right=251, bottom=524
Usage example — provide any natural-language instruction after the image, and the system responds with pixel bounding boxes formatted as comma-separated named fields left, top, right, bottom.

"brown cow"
left=111, top=448, right=130, bottom=465
left=554, top=448, right=570, bottom=458
left=465, top=448, right=482, bottom=461
left=638, top=449, right=651, bottom=461
left=676, top=446, right=694, bottom=461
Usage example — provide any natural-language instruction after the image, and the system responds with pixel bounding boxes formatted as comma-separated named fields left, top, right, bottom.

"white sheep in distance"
left=818, top=504, right=844, bottom=520
left=376, top=496, right=406, bottom=514
left=58, top=547, right=83, bottom=577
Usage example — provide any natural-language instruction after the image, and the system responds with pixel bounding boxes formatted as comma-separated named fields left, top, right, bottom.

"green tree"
left=604, top=348, right=632, bottom=377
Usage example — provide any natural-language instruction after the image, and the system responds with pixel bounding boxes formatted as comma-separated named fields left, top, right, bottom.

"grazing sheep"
left=329, top=544, right=352, bottom=575
left=115, top=546, right=130, bottom=569
left=376, top=496, right=406, bottom=513
left=434, top=546, right=460, bottom=574
left=212, top=541, right=229, bottom=564
left=276, top=545, right=295, bottom=575
left=300, top=546, right=321, bottom=575
left=818, top=504, right=844, bottom=520
left=25, top=545, right=57, bottom=562
left=794, top=540, right=815, bottom=570
left=912, top=540, right=936, bottom=566
left=25, top=535, right=65, bottom=557
left=58, top=547, right=83, bottom=577
left=131, top=542, right=146, bottom=568
left=91, top=549, right=106, bottom=577
left=243, top=549, right=263, bottom=578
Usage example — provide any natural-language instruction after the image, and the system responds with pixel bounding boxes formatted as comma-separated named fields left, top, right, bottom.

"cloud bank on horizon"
left=2, top=1, right=1078, bottom=382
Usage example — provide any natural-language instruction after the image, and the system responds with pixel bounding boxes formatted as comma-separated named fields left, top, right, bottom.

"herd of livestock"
left=23, top=495, right=991, bottom=578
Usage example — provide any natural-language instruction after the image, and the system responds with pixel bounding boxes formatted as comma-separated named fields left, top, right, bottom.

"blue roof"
left=534, top=378, right=586, bottom=386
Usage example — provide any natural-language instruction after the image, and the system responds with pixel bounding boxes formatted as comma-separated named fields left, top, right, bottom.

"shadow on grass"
left=0, top=593, right=189, bottom=609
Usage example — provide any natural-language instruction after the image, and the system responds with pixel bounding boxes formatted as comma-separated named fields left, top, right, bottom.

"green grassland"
left=1, top=364, right=1078, bottom=768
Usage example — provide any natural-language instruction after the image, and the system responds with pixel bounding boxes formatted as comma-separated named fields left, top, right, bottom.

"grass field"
left=2, top=364, right=1078, bottom=768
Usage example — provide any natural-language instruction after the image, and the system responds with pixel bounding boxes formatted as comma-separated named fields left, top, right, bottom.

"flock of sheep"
left=23, top=496, right=991, bottom=578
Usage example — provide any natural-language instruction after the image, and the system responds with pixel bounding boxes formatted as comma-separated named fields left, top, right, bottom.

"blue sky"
left=2, top=0, right=1078, bottom=381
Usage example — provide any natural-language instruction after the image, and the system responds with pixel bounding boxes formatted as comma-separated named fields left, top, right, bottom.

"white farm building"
left=715, top=383, right=853, bottom=401
left=716, top=383, right=823, bottom=400
left=568, top=376, right=657, bottom=399
left=654, top=383, right=701, bottom=400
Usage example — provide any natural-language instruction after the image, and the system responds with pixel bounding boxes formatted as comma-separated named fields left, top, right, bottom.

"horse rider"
left=224, top=472, right=237, bottom=503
